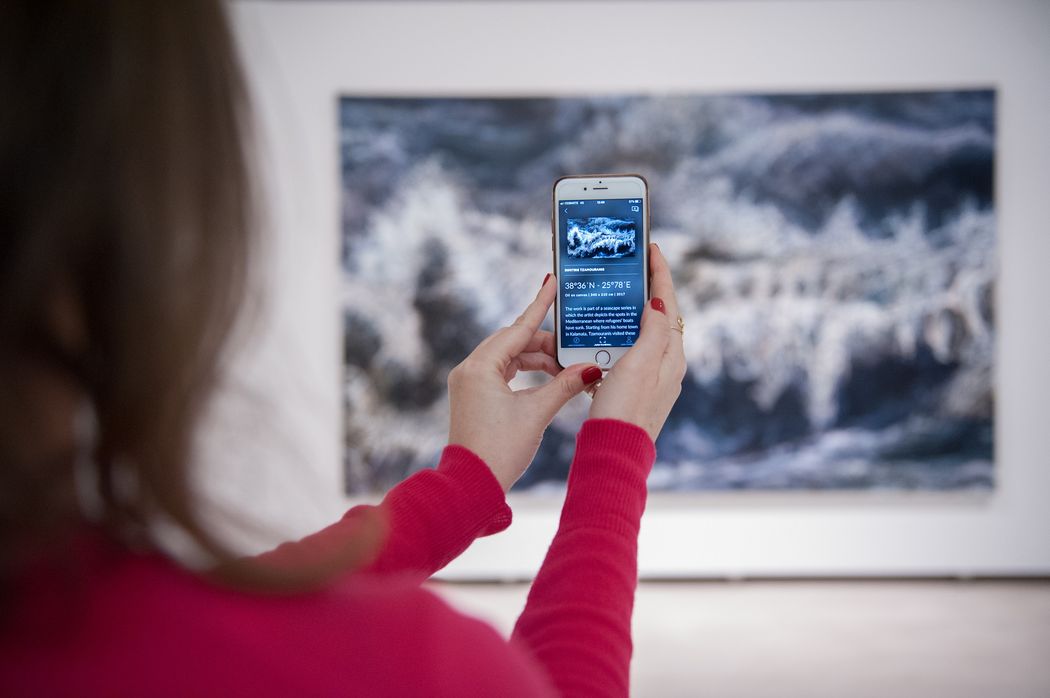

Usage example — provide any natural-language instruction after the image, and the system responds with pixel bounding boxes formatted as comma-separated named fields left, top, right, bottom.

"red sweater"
left=1, top=419, right=655, bottom=696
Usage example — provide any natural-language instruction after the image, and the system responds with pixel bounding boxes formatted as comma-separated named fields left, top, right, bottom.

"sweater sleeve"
left=255, top=445, right=512, bottom=582
left=511, top=419, right=655, bottom=697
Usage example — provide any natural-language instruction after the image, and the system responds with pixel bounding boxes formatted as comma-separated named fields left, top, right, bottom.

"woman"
left=0, top=2, right=686, bottom=695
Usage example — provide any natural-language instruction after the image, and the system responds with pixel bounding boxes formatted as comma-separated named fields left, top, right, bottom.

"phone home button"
left=595, top=350, right=611, bottom=366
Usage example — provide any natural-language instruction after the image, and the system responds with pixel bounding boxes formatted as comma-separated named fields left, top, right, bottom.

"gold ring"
left=672, top=316, right=685, bottom=334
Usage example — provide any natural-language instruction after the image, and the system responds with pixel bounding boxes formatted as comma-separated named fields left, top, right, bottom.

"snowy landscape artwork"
left=339, top=91, right=995, bottom=494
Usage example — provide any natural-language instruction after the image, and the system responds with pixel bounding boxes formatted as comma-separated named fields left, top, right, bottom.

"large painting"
left=340, top=90, right=995, bottom=494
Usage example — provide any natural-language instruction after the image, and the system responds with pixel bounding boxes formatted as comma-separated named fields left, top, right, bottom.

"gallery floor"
left=433, top=580, right=1050, bottom=697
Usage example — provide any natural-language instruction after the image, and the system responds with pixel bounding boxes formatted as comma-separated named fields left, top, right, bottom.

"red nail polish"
left=651, top=297, right=666, bottom=314
left=582, top=366, right=602, bottom=385
left=542, top=272, right=551, bottom=287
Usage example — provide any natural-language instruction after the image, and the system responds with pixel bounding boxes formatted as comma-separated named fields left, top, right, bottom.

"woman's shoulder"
left=1, top=537, right=550, bottom=696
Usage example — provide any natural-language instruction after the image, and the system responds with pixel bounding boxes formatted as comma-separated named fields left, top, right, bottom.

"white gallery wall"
left=211, top=0, right=1050, bottom=578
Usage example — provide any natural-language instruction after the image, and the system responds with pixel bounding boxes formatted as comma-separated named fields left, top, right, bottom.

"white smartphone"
left=552, top=174, right=650, bottom=370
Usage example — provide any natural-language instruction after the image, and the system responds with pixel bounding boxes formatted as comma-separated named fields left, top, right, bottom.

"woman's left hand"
left=447, top=275, right=602, bottom=492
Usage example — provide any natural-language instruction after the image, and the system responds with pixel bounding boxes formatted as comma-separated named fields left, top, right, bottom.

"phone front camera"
left=583, top=187, right=588, bottom=190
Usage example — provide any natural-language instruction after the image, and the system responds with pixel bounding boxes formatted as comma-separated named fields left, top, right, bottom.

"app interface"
left=558, top=197, right=645, bottom=349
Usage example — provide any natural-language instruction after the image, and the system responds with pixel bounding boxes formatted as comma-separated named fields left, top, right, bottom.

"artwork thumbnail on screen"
left=567, top=217, right=637, bottom=259
left=559, top=198, right=644, bottom=349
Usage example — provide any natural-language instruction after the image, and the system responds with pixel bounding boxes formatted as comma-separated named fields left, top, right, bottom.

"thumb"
left=533, top=362, right=602, bottom=417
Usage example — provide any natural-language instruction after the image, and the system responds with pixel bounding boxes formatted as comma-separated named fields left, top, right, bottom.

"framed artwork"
left=339, top=90, right=995, bottom=495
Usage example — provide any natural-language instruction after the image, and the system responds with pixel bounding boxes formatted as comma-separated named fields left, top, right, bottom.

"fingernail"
left=582, top=366, right=603, bottom=385
left=542, top=272, right=551, bottom=287
left=651, top=297, right=666, bottom=314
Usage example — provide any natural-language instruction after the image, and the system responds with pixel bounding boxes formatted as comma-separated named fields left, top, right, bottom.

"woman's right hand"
left=588, top=243, right=686, bottom=441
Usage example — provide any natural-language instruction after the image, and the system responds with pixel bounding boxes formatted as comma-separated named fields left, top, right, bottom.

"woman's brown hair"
left=0, top=1, right=382, bottom=588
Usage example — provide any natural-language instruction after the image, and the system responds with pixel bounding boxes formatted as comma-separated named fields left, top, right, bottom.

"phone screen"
left=557, top=197, right=645, bottom=349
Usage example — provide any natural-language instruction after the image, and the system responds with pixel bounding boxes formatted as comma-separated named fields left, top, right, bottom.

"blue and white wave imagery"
left=567, top=217, right=637, bottom=259
left=339, top=90, right=995, bottom=494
